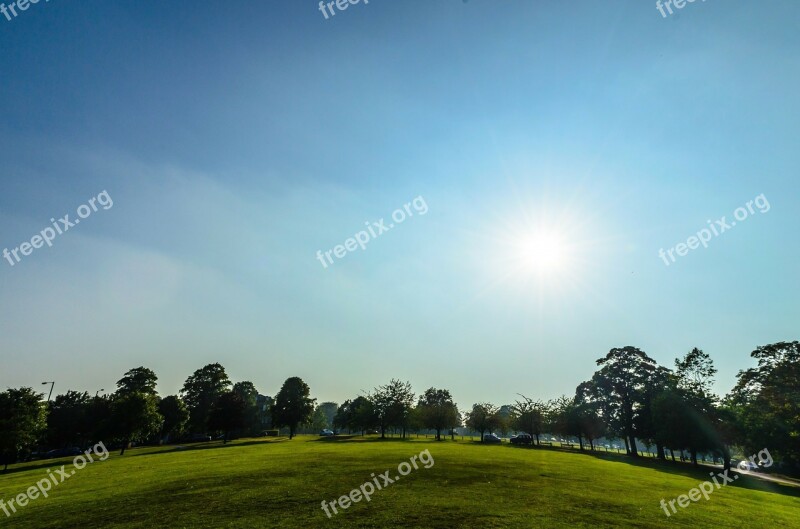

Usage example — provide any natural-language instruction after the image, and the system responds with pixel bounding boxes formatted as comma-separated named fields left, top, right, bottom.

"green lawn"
left=0, top=436, right=797, bottom=528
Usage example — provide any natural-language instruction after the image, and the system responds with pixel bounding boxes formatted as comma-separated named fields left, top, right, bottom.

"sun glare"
left=515, top=230, right=568, bottom=274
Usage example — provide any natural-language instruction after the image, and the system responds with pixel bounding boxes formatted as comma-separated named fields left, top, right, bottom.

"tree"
left=110, top=392, right=162, bottom=455
left=232, top=382, right=262, bottom=436
left=158, top=396, right=189, bottom=441
left=181, top=363, right=231, bottom=433
left=116, top=367, right=159, bottom=396
left=465, top=403, right=499, bottom=441
left=588, top=346, right=659, bottom=457
left=728, top=341, right=800, bottom=472
left=510, top=395, right=549, bottom=445
left=417, top=388, right=460, bottom=441
left=673, top=349, right=721, bottom=466
left=675, top=348, right=717, bottom=397
left=0, top=388, right=47, bottom=471
left=46, top=391, right=92, bottom=448
left=633, top=366, right=673, bottom=460
left=208, top=391, right=247, bottom=443
left=371, top=380, right=415, bottom=438
left=334, top=396, right=377, bottom=435
left=272, top=377, right=316, bottom=439
left=309, top=402, right=339, bottom=432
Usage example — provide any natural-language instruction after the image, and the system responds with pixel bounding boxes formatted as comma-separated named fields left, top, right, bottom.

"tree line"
left=1, top=341, right=797, bottom=475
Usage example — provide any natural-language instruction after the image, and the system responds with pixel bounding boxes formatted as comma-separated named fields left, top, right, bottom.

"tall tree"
left=232, top=382, right=262, bottom=436
left=728, top=341, right=800, bottom=472
left=673, top=349, right=720, bottom=466
left=510, top=395, right=549, bottom=445
left=271, top=377, right=316, bottom=439
left=675, top=348, right=717, bottom=397
left=0, top=388, right=47, bottom=471
left=158, top=396, right=189, bottom=441
left=209, top=391, right=247, bottom=443
left=309, top=402, right=338, bottom=431
left=371, top=380, right=415, bottom=439
left=116, top=367, right=159, bottom=396
left=417, top=388, right=460, bottom=441
left=181, top=363, right=232, bottom=433
left=334, top=397, right=377, bottom=435
left=589, top=346, right=659, bottom=457
left=465, top=402, right=500, bottom=441
left=46, top=391, right=92, bottom=448
left=110, top=392, right=162, bottom=455
left=634, top=365, right=673, bottom=461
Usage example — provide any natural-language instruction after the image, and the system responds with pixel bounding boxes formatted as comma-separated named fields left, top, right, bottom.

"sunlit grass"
left=0, top=436, right=797, bottom=528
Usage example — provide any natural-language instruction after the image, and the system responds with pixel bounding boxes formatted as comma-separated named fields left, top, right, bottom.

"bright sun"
left=514, top=230, right=568, bottom=273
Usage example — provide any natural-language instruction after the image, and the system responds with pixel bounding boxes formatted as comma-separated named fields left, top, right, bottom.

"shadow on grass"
left=311, top=435, right=417, bottom=443
left=130, top=438, right=293, bottom=457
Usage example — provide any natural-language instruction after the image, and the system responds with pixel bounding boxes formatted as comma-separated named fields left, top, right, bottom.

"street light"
left=41, top=381, right=55, bottom=402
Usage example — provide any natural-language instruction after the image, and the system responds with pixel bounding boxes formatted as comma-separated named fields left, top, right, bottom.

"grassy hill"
left=0, top=436, right=797, bottom=528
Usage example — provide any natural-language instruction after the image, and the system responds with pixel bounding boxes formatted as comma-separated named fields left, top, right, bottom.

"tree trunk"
left=656, top=443, right=666, bottom=461
left=120, top=440, right=128, bottom=456
left=578, top=435, right=584, bottom=450
left=690, top=448, right=698, bottom=466
left=670, top=449, right=676, bottom=462
left=628, top=435, right=638, bottom=457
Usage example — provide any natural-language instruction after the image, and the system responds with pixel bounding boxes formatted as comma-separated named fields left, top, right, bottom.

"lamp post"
left=41, top=381, right=55, bottom=402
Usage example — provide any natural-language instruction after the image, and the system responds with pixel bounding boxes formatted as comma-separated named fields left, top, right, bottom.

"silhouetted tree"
left=181, top=363, right=231, bottom=433
left=110, top=392, right=162, bottom=455
left=158, top=396, right=189, bottom=441
left=209, top=391, right=247, bottom=443
left=272, top=377, right=315, bottom=439
left=0, top=388, right=47, bottom=471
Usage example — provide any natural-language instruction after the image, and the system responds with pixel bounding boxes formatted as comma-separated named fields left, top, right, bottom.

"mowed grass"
left=0, top=436, right=798, bottom=528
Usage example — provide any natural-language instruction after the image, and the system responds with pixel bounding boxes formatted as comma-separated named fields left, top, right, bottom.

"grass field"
left=0, top=436, right=797, bottom=528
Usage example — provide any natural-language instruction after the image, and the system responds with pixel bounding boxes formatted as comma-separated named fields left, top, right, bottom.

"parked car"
left=483, top=433, right=502, bottom=443
left=365, top=429, right=379, bottom=435
left=45, top=447, right=83, bottom=459
left=319, top=429, right=335, bottom=437
left=510, top=433, right=533, bottom=445
left=738, top=460, right=759, bottom=471
left=186, top=434, right=212, bottom=443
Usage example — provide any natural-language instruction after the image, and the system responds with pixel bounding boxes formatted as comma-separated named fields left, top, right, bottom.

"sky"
left=1, top=0, right=798, bottom=409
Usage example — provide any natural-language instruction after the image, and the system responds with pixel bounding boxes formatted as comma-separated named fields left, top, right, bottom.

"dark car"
left=186, top=434, right=212, bottom=443
left=45, top=447, right=83, bottom=459
left=483, top=433, right=502, bottom=443
left=510, top=433, right=533, bottom=445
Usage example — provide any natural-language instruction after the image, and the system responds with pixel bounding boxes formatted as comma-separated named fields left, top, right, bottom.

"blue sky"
left=1, top=0, right=798, bottom=407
